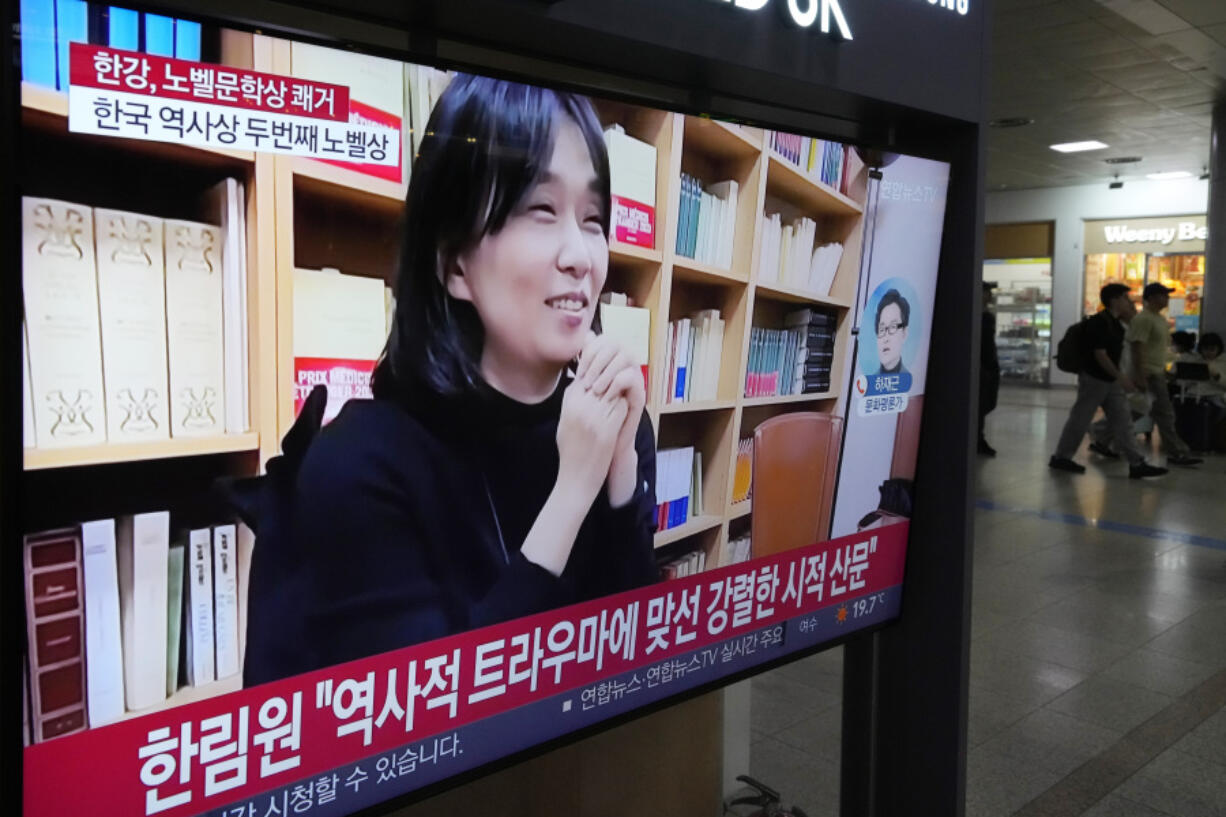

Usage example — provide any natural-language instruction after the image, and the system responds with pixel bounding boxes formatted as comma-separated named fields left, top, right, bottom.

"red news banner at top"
left=70, top=42, right=349, bottom=121
left=67, top=43, right=401, bottom=167
left=23, top=525, right=908, bottom=817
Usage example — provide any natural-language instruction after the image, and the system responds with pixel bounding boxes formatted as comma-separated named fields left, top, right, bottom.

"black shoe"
left=1088, top=441, right=1119, bottom=459
left=1049, top=456, right=1086, bottom=474
left=978, top=439, right=997, bottom=457
left=1129, top=463, right=1169, bottom=479
left=1168, top=454, right=1203, bottom=467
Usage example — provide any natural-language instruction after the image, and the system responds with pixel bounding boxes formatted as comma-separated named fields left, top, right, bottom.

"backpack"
left=1055, top=316, right=1092, bottom=373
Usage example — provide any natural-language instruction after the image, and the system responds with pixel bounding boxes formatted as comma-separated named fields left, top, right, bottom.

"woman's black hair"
left=372, top=74, right=611, bottom=403
left=1199, top=332, right=1223, bottom=354
left=1172, top=330, right=1196, bottom=352
left=875, top=289, right=910, bottom=331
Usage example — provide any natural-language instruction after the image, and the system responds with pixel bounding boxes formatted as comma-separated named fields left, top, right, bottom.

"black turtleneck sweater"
left=243, top=378, right=658, bottom=684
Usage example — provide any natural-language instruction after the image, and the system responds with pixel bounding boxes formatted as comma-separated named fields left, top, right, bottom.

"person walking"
left=1050, top=284, right=1168, bottom=478
left=1127, top=282, right=1203, bottom=465
left=979, top=281, right=1001, bottom=456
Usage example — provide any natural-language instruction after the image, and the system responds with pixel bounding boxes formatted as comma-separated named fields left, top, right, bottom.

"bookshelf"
left=18, top=33, right=868, bottom=734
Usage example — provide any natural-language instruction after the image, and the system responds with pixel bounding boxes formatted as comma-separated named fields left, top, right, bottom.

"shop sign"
left=1083, top=215, right=1207, bottom=255
left=712, top=0, right=970, bottom=40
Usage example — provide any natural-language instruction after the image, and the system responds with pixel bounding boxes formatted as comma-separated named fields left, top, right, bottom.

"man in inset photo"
left=876, top=288, right=910, bottom=375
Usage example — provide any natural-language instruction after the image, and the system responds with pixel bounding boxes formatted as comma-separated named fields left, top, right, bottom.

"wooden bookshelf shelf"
left=671, top=255, right=749, bottom=286
left=741, top=391, right=837, bottom=407
left=654, top=514, right=724, bottom=548
left=729, top=499, right=752, bottom=519
left=611, top=240, right=664, bottom=265
left=21, top=82, right=256, bottom=165
left=291, top=156, right=406, bottom=203
left=118, top=675, right=243, bottom=722
left=753, top=280, right=853, bottom=308
left=683, top=117, right=762, bottom=161
left=765, top=151, right=863, bottom=217
left=658, top=399, right=736, bottom=415
left=24, top=433, right=261, bottom=471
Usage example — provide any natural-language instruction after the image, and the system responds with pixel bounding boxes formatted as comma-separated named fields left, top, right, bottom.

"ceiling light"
left=1146, top=171, right=1193, bottom=180
left=1050, top=140, right=1109, bottom=153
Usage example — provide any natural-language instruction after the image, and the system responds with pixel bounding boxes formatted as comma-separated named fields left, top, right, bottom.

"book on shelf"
left=94, top=208, right=172, bottom=442
left=675, top=172, right=737, bottom=268
left=771, top=131, right=849, bottom=192
left=748, top=327, right=808, bottom=397
left=292, top=266, right=388, bottom=424
left=116, top=512, right=170, bottom=711
left=663, top=310, right=723, bottom=404
left=785, top=307, right=837, bottom=394
left=80, top=519, right=125, bottom=727
left=655, top=446, right=697, bottom=532
left=166, top=539, right=185, bottom=696
left=23, top=324, right=37, bottom=448
left=22, top=197, right=109, bottom=448
left=236, top=522, right=255, bottom=674
left=661, top=547, right=706, bottom=580
left=291, top=41, right=406, bottom=182
left=212, top=524, right=241, bottom=680
left=604, top=124, right=657, bottom=249
left=599, top=294, right=651, bottom=392
left=756, top=208, right=843, bottom=295
left=732, top=438, right=753, bottom=504
left=23, top=528, right=89, bottom=742
left=165, top=219, right=227, bottom=438
left=184, top=527, right=216, bottom=687
left=202, top=179, right=250, bottom=434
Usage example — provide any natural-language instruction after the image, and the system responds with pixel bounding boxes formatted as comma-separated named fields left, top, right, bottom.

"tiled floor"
left=747, top=385, right=1226, bottom=817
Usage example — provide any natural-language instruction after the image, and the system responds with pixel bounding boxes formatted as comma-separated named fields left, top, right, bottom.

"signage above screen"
left=712, top=0, right=970, bottom=41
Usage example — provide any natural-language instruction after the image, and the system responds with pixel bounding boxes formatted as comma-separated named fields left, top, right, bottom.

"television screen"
left=17, top=11, right=950, bottom=817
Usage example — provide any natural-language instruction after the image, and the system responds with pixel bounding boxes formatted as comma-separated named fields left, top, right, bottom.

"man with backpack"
left=1050, top=284, right=1168, bottom=478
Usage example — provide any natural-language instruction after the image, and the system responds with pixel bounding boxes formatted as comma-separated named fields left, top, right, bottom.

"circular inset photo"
left=861, top=278, right=923, bottom=377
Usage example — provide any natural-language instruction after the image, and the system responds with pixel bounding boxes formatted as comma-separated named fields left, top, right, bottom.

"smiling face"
left=446, top=117, right=609, bottom=385
left=876, top=302, right=907, bottom=371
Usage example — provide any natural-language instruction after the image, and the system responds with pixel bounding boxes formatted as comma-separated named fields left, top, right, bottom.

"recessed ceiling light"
left=1050, top=140, right=1109, bottom=153
left=1146, top=171, right=1193, bottom=180
left=989, top=117, right=1034, bottom=128
left=1103, top=156, right=1142, bottom=164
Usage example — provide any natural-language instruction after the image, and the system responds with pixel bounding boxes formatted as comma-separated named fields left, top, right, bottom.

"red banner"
left=23, top=524, right=908, bottom=817
left=70, top=43, right=349, bottom=122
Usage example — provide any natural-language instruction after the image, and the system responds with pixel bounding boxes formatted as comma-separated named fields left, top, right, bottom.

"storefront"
left=4, top=2, right=987, bottom=816
left=1083, top=214, right=1207, bottom=331
left=984, top=258, right=1052, bottom=385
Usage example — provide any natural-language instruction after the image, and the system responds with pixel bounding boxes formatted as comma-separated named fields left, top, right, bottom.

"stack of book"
left=721, top=533, right=752, bottom=567
left=785, top=307, right=837, bottom=394
left=661, top=310, right=725, bottom=404
left=656, top=446, right=702, bottom=532
left=598, top=292, right=650, bottom=392
left=21, top=2, right=203, bottom=90
left=732, top=438, right=753, bottom=504
left=769, top=131, right=850, bottom=193
left=756, top=212, right=843, bottom=296
left=675, top=173, right=738, bottom=269
left=22, top=193, right=248, bottom=451
left=660, top=548, right=707, bottom=580
left=604, top=125, right=658, bottom=249
left=22, top=514, right=253, bottom=742
left=746, top=326, right=803, bottom=398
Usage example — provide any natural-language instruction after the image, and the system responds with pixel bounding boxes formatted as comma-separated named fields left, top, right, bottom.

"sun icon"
left=836, top=606, right=848, bottom=624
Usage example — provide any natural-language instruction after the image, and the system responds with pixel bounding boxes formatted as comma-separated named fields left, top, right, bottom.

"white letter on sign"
left=823, top=0, right=854, bottom=39
left=735, top=0, right=771, bottom=9
left=788, top=0, right=819, bottom=26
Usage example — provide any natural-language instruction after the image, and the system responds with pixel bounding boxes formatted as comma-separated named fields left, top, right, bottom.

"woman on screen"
left=240, top=74, right=658, bottom=685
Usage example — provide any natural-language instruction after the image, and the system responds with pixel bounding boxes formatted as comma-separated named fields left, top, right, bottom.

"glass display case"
left=992, top=285, right=1052, bottom=385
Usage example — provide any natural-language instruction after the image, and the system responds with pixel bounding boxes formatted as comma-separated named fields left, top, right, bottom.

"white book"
left=22, top=197, right=108, bottom=447
left=22, top=325, right=36, bottom=448
left=599, top=302, right=651, bottom=392
left=212, top=525, right=240, bottom=680
left=116, top=512, right=170, bottom=710
left=236, top=181, right=250, bottom=433
left=681, top=319, right=694, bottom=402
left=164, top=220, right=226, bottom=437
left=709, top=180, right=739, bottom=269
left=710, top=317, right=725, bottom=401
left=203, top=180, right=248, bottom=435
left=94, top=208, right=171, bottom=442
left=603, top=126, right=657, bottom=241
left=184, top=528, right=216, bottom=686
left=80, top=519, right=126, bottom=726
left=662, top=322, right=675, bottom=405
left=236, top=523, right=255, bottom=674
